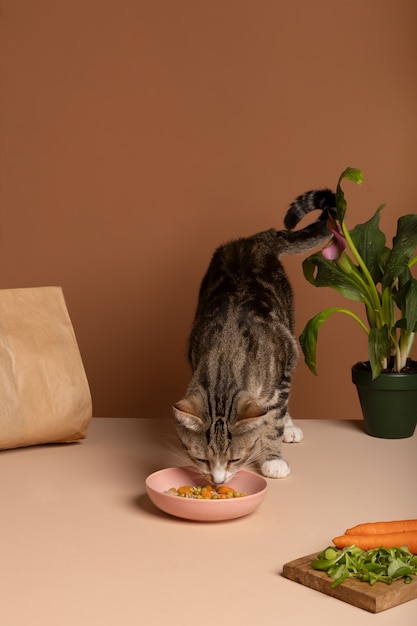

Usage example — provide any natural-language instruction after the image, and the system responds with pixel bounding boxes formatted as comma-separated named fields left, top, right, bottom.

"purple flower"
left=322, top=228, right=347, bottom=261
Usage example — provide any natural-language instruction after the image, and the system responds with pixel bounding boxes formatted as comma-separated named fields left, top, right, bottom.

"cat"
left=173, top=188, right=336, bottom=484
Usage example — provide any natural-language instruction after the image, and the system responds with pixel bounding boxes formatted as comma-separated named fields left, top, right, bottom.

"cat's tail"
left=278, top=188, right=336, bottom=254
left=284, top=189, right=335, bottom=230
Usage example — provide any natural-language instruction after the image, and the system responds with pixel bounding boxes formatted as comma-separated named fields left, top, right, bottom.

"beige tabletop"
left=1, top=417, right=416, bottom=626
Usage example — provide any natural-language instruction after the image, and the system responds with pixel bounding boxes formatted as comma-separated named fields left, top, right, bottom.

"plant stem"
left=408, top=255, right=417, bottom=270
left=341, top=222, right=383, bottom=325
left=398, top=329, right=415, bottom=371
left=337, top=253, right=378, bottom=327
left=336, top=308, right=370, bottom=335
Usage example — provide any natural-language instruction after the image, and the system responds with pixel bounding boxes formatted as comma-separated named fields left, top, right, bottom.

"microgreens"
left=311, top=545, right=417, bottom=587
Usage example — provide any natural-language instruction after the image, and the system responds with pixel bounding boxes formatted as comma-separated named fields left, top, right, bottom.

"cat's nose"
left=211, top=465, right=228, bottom=484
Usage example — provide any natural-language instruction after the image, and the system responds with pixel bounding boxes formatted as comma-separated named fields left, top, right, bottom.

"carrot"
left=217, top=485, right=235, bottom=498
left=177, top=485, right=193, bottom=495
left=345, top=519, right=417, bottom=536
left=333, top=530, right=417, bottom=554
left=217, top=486, right=235, bottom=494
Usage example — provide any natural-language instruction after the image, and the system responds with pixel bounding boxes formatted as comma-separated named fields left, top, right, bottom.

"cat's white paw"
left=283, top=422, right=303, bottom=443
left=261, top=459, right=290, bottom=479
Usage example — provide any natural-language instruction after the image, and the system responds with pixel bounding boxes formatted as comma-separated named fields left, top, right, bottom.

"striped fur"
left=173, top=189, right=336, bottom=483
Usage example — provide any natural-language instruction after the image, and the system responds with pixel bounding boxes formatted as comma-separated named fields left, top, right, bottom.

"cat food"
left=167, top=485, right=246, bottom=499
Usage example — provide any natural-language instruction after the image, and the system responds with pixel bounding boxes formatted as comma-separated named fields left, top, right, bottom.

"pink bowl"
left=145, top=466, right=267, bottom=522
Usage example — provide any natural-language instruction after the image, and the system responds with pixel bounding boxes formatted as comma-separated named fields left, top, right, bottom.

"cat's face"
left=173, top=394, right=265, bottom=484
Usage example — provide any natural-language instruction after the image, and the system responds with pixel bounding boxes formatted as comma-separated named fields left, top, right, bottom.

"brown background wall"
left=1, top=1, right=416, bottom=419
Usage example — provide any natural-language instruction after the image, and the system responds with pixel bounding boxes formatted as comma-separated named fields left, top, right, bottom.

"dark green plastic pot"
left=352, top=362, right=417, bottom=439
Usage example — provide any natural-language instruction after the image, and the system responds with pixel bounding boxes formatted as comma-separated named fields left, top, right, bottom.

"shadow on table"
left=330, top=419, right=367, bottom=434
left=130, top=492, right=197, bottom=523
left=131, top=492, right=169, bottom=518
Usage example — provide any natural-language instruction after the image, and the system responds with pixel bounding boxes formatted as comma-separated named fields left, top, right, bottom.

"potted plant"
left=299, top=167, right=417, bottom=438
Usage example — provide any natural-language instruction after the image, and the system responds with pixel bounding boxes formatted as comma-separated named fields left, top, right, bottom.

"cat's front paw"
left=261, top=459, right=290, bottom=479
left=283, top=423, right=303, bottom=443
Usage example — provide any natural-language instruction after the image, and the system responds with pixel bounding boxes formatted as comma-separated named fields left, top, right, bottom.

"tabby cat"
left=173, top=189, right=336, bottom=484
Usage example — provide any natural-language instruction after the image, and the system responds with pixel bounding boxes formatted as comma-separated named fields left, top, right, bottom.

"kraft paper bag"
left=0, top=286, right=92, bottom=450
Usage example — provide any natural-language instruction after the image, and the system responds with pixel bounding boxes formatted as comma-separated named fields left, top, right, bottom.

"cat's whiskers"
left=161, top=437, right=191, bottom=466
left=239, top=446, right=265, bottom=472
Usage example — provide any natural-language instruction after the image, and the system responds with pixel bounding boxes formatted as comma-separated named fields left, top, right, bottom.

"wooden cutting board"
left=282, top=552, right=417, bottom=613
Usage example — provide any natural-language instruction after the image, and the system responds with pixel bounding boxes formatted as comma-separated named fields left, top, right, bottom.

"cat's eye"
left=229, top=458, right=242, bottom=464
left=195, top=458, right=208, bottom=464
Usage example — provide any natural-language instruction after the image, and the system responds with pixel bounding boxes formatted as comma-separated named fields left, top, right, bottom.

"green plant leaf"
left=396, top=318, right=417, bottom=333
left=368, top=326, right=389, bottom=378
left=395, top=277, right=417, bottom=332
left=300, top=307, right=369, bottom=374
left=382, top=215, right=417, bottom=289
left=299, top=309, right=340, bottom=375
left=302, top=253, right=365, bottom=302
left=380, top=285, right=395, bottom=334
left=336, top=167, right=364, bottom=224
left=349, top=206, right=387, bottom=284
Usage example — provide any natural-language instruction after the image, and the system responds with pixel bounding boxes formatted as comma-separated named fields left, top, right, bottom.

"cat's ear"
left=173, top=397, right=204, bottom=432
left=237, top=396, right=266, bottom=419
left=234, top=397, right=266, bottom=433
